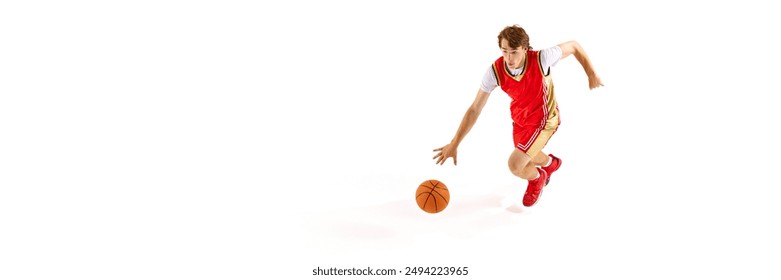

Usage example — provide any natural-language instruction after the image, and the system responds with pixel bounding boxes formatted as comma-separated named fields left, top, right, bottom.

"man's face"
left=500, top=39, right=526, bottom=70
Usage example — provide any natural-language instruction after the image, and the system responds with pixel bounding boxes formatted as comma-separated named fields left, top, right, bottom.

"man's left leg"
left=531, top=151, right=551, bottom=166
left=531, top=151, right=561, bottom=185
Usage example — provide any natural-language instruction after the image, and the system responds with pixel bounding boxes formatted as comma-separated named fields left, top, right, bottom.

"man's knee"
left=508, top=149, right=532, bottom=173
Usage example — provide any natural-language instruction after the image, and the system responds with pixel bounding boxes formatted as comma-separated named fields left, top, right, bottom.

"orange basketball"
left=415, top=179, right=450, bottom=213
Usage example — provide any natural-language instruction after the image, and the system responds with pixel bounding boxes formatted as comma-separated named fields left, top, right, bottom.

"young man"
left=432, top=25, right=603, bottom=207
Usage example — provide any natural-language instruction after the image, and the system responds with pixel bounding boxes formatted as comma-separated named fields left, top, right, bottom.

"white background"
left=2, top=0, right=780, bottom=279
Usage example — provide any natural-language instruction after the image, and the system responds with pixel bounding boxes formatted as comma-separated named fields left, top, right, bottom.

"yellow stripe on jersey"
left=492, top=63, right=501, bottom=88
left=537, top=51, right=546, bottom=76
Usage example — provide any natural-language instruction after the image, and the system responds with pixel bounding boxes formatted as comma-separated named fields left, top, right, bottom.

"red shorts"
left=513, top=111, right=560, bottom=157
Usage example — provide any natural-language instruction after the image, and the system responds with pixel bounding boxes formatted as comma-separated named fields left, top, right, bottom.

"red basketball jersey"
left=492, top=50, right=558, bottom=128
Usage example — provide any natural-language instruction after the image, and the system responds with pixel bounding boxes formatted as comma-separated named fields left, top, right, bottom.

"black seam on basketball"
left=424, top=193, right=433, bottom=211
left=418, top=185, right=434, bottom=191
left=430, top=181, right=440, bottom=188
left=432, top=193, right=438, bottom=211
left=431, top=189, right=449, bottom=203
left=416, top=192, right=431, bottom=198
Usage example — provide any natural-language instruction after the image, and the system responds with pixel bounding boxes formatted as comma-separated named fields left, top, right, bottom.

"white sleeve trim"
left=540, top=46, right=562, bottom=74
left=480, top=65, right=498, bottom=93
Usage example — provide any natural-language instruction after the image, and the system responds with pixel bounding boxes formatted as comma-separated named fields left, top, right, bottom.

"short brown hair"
left=498, top=25, right=532, bottom=50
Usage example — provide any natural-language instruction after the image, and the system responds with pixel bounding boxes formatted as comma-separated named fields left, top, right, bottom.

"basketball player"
left=432, top=25, right=603, bottom=207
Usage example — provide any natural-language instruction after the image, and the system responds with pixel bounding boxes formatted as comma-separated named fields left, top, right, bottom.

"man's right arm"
left=433, top=89, right=490, bottom=165
left=450, top=90, right=490, bottom=147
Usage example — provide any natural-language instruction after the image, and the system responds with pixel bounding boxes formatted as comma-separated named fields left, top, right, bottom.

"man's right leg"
left=512, top=120, right=557, bottom=206
left=508, top=148, right=538, bottom=180
left=508, top=148, right=548, bottom=207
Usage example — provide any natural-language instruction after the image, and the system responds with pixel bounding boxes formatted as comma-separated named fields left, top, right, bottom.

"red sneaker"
left=523, top=168, right=548, bottom=207
left=541, top=154, right=561, bottom=186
